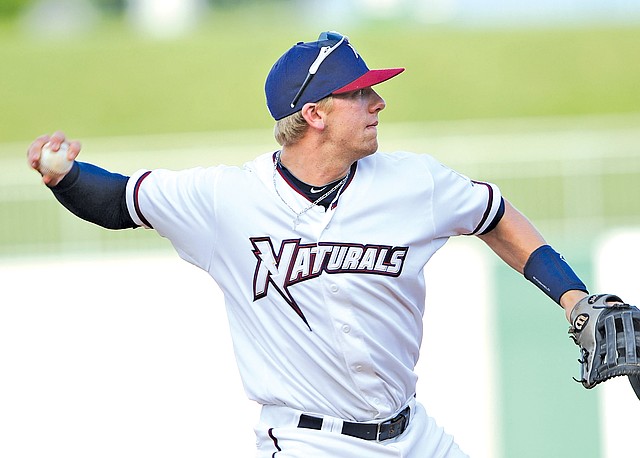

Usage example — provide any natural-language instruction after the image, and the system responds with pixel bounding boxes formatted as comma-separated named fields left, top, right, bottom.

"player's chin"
left=354, top=129, right=379, bottom=156
left=366, top=135, right=378, bottom=151
left=351, top=143, right=377, bottom=162
left=360, top=141, right=379, bottom=158
left=364, top=125, right=378, bottom=142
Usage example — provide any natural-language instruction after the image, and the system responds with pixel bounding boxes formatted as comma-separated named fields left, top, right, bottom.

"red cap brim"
left=332, top=68, right=405, bottom=94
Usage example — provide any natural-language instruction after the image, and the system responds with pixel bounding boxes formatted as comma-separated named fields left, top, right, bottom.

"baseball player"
left=27, top=31, right=640, bottom=457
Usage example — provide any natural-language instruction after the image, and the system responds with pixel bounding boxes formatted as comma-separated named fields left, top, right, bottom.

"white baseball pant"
left=254, top=399, right=469, bottom=458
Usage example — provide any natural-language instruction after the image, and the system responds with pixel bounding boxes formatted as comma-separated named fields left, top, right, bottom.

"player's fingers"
left=26, top=134, right=51, bottom=170
left=66, top=140, right=82, bottom=161
left=47, top=130, right=68, bottom=151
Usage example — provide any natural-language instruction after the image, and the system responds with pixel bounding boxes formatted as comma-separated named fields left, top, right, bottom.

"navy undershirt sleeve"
left=50, top=161, right=137, bottom=230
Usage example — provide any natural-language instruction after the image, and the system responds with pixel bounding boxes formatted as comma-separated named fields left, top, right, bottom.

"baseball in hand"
left=39, top=141, right=73, bottom=176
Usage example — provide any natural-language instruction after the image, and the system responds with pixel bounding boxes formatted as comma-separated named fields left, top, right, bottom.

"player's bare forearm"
left=478, top=199, right=588, bottom=321
left=477, top=199, right=546, bottom=273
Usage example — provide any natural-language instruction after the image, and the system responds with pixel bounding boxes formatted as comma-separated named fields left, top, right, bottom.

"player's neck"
left=279, top=146, right=353, bottom=187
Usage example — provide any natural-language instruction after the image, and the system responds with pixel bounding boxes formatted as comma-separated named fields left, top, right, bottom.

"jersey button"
left=354, top=364, right=363, bottom=372
left=342, top=324, right=351, bottom=334
left=329, top=284, right=339, bottom=293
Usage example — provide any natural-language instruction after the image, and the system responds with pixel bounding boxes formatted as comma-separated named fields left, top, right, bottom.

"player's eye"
left=333, top=87, right=370, bottom=101
left=349, top=88, right=367, bottom=98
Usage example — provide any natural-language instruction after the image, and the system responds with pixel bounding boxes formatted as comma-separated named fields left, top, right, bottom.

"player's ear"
left=300, top=102, right=326, bottom=131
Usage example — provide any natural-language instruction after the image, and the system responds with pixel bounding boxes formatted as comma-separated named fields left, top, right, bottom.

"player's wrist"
left=559, top=290, right=589, bottom=323
left=47, top=160, right=79, bottom=189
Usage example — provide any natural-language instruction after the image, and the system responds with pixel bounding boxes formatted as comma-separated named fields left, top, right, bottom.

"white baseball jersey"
left=125, top=151, right=502, bottom=423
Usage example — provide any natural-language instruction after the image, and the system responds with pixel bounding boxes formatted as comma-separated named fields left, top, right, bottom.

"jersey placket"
left=318, top=218, right=390, bottom=418
left=323, top=278, right=390, bottom=417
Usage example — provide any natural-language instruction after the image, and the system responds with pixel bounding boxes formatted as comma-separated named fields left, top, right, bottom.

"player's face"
left=324, top=87, right=386, bottom=160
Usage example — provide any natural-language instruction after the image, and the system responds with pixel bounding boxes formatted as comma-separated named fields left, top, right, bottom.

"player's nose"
left=369, top=89, right=386, bottom=112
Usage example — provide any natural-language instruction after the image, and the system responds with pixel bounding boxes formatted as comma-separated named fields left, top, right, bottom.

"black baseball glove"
left=569, top=294, right=640, bottom=399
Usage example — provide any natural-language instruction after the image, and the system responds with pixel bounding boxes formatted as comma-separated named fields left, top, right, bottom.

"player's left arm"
left=480, top=199, right=640, bottom=398
left=477, top=198, right=587, bottom=321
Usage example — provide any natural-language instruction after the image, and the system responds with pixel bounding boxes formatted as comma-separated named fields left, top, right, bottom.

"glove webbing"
left=598, top=310, right=640, bottom=376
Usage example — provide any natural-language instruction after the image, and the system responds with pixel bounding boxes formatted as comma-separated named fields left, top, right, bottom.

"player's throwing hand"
left=27, top=131, right=81, bottom=187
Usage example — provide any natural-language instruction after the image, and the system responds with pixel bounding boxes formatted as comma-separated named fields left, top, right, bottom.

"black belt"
left=297, top=406, right=411, bottom=441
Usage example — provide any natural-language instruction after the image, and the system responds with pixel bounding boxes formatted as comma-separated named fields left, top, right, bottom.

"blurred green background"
left=2, top=2, right=639, bottom=257
left=1, top=3, right=640, bottom=141
left=0, top=0, right=640, bottom=256
left=1, top=2, right=640, bottom=457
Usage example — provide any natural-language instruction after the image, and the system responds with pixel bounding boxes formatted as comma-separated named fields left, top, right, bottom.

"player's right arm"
left=27, top=131, right=137, bottom=230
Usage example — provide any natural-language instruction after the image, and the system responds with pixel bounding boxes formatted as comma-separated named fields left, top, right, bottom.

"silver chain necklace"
left=273, top=152, right=350, bottom=229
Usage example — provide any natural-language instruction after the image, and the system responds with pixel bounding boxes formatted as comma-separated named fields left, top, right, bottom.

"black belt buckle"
left=377, top=406, right=410, bottom=441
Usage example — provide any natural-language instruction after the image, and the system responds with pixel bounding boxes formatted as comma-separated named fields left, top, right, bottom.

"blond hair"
left=273, top=96, right=334, bottom=146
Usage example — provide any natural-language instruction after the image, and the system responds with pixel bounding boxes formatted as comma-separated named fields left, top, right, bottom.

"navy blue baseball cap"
left=265, top=31, right=405, bottom=120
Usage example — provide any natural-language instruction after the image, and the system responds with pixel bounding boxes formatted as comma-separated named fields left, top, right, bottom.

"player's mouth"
left=366, top=121, right=379, bottom=129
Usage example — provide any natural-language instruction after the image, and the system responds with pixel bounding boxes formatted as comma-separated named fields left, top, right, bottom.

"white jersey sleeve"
left=125, top=167, right=222, bottom=270
left=420, top=154, right=502, bottom=237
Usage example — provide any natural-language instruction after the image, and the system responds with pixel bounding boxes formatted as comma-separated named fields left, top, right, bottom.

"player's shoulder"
left=171, top=151, right=273, bottom=181
left=359, top=152, right=468, bottom=190
left=242, top=151, right=276, bottom=171
left=362, top=151, right=442, bottom=172
left=368, top=150, right=437, bottom=162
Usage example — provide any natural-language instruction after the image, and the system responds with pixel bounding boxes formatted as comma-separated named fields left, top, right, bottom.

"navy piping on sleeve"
left=469, top=181, right=504, bottom=235
left=133, top=171, right=153, bottom=229
left=479, top=197, right=505, bottom=235
left=470, top=181, right=493, bottom=234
